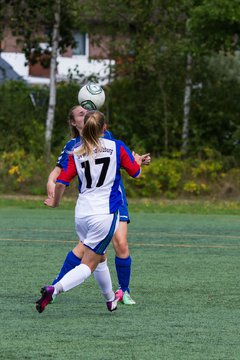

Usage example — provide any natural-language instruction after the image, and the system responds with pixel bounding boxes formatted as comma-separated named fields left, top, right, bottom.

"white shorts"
left=75, top=211, right=119, bottom=255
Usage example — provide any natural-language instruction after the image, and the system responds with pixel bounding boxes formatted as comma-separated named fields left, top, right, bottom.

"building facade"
left=1, top=29, right=113, bottom=85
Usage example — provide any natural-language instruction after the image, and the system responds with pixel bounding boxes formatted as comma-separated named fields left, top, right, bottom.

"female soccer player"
left=36, top=110, right=142, bottom=313
left=47, top=105, right=150, bottom=305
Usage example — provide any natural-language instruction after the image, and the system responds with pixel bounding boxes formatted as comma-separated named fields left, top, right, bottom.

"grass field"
left=1, top=198, right=240, bottom=359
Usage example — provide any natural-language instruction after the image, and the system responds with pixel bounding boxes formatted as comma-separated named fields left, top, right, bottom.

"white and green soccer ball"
left=78, top=83, right=105, bottom=110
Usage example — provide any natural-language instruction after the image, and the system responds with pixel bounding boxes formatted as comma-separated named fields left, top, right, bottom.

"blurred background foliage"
left=1, top=0, right=240, bottom=197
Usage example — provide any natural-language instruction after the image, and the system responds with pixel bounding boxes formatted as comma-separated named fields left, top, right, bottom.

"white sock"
left=59, top=263, right=91, bottom=292
left=94, top=260, right=115, bottom=301
left=53, top=282, right=63, bottom=296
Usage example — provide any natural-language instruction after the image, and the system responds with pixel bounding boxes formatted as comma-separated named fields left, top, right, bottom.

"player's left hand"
left=141, top=153, right=151, bottom=166
left=132, top=151, right=143, bottom=166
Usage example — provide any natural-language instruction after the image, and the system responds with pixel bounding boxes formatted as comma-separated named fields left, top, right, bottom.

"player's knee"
left=73, top=242, right=85, bottom=258
left=113, top=239, right=129, bottom=257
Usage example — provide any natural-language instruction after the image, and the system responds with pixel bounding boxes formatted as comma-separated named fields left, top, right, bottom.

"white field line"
left=1, top=228, right=240, bottom=240
left=0, top=237, right=240, bottom=249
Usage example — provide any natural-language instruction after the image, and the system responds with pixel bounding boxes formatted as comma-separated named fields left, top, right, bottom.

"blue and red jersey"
left=56, top=131, right=130, bottom=221
left=57, top=137, right=140, bottom=216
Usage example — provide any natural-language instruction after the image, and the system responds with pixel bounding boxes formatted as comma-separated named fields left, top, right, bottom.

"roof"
left=0, top=56, right=23, bottom=83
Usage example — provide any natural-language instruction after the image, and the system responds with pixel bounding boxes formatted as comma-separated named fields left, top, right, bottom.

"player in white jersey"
left=47, top=105, right=150, bottom=305
left=36, top=110, right=142, bottom=313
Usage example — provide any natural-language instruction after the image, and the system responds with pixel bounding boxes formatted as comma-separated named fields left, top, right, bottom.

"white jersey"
left=57, top=137, right=140, bottom=216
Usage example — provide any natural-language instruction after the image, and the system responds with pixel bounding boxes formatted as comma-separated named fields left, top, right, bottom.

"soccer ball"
left=78, top=83, right=105, bottom=110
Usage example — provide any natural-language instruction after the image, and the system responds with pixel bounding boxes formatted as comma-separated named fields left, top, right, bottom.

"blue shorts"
left=119, top=179, right=130, bottom=223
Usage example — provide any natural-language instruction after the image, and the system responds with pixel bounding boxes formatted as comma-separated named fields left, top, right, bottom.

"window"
left=73, top=32, right=88, bottom=56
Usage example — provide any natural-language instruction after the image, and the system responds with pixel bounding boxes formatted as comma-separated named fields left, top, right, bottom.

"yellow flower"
left=184, top=181, right=198, bottom=193
left=17, top=176, right=25, bottom=183
left=8, top=165, right=20, bottom=175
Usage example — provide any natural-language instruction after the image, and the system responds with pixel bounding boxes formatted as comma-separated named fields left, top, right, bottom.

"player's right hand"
left=44, top=197, right=56, bottom=207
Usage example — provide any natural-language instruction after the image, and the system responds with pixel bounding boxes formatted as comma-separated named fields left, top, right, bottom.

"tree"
left=189, top=0, right=240, bottom=54
left=80, top=0, right=193, bottom=154
left=45, top=0, right=60, bottom=161
left=4, top=0, right=240, bottom=158
left=181, top=53, right=193, bottom=155
left=84, top=0, right=240, bottom=157
left=183, top=0, right=240, bottom=154
left=6, top=0, right=82, bottom=160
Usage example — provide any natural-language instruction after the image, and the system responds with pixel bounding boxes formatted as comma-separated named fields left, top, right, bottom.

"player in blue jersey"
left=36, top=110, right=142, bottom=313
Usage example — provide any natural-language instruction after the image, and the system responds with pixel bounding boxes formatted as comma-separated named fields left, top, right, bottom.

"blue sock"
left=115, top=256, right=132, bottom=293
left=52, top=251, right=81, bottom=285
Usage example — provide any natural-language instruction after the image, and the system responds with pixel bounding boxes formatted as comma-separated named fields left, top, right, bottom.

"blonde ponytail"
left=75, top=111, right=105, bottom=156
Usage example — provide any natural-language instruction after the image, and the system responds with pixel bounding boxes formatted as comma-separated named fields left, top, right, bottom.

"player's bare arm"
left=44, top=183, right=66, bottom=207
left=47, top=166, right=61, bottom=198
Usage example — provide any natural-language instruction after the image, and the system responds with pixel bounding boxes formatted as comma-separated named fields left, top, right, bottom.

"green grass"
left=1, top=199, right=240, bottom=359
left=2, top=195, right=240, bottom=214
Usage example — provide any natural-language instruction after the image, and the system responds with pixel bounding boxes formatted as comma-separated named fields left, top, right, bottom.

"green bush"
left=0, top=81, right=47, bottom=156
left=0, top=80, right=82, bottom=157
left=0, top=149, right=54, bottom=195
left=1, top=149, right=240, bottom=198
left=122, top=155, right=229, bottom=198
left=122, top=157, right=185, bottom=198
